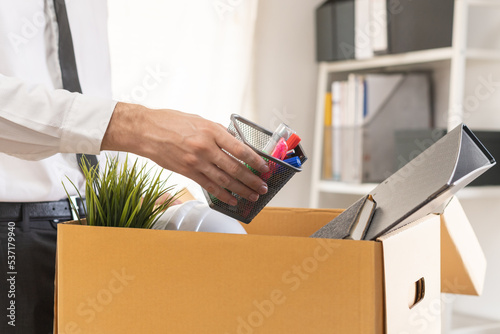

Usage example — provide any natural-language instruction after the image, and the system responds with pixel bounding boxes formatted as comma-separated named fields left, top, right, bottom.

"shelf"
left=466, top=49, right=500, bottom=61
left=457, top=185, right=500, bottom=199
left=451, top=312, right=500, bottom=334
left=320, top=48, right=453, bottom=73
left=318, top=181, right=500, bottom=198
left=467, top=0, right=500, bottom=7
left=319, top=47, right=500, bottom=73
left=318, top=181, right=377, bottom=195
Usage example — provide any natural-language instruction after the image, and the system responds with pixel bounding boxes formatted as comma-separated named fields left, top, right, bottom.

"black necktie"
left=53, top=0, right=99, bottom=172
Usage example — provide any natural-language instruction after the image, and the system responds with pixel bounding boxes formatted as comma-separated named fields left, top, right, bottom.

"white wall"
left=254, top=0, right=324, bottom=208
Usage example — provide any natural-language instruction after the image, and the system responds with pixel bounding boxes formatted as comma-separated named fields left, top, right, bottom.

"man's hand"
left=101, top=103, right=269, bottom=206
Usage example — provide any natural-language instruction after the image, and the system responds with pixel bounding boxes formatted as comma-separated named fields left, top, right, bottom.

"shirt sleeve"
left=0, top=74, right=117, bottom=160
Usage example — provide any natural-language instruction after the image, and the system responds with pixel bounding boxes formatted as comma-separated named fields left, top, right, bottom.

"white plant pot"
left=152, top=200, right=247, bottom=234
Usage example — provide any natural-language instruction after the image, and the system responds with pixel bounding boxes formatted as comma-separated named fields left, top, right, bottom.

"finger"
left=211, top=150, right=268, bottom=196
left=216, top=131, right=270, bottom=175
left=190, top=172, right=238, bottom=206
left=200, top=162, right=261, bottom=202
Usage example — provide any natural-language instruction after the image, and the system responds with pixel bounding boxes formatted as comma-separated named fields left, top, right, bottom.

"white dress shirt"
left=0, top=0, right=116, bottom=202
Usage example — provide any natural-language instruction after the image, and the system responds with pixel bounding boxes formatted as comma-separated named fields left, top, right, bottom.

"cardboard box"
left=54, top=199, right=484, bottom=334
left=440, top=197, right=486, bottom=296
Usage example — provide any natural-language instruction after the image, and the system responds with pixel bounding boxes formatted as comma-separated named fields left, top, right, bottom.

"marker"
left=271, top=138, right=288, bottom=160
left=283, top=156, right=302, bottom=168
left=263, top=123, right=294, bottom=154
left=286, top=133, right=301, bottom=150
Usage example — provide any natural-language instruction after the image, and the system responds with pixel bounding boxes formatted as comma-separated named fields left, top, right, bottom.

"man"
left=0, top=1, right=268, bottom=332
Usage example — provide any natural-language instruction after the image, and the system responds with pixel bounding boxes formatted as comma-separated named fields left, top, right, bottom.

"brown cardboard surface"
left=176, top=187, right=197, bottom=203
left=242, top=207, right=344, bottom=237
left=56, top=208, right=383, bottom=334
left=54, top=206, right=483, bottom=333
left=440, top=197, right=486, bottom=295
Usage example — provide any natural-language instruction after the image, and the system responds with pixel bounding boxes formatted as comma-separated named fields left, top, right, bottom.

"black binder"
left=315, top=0, right=355, bottom=61
left=388, top=0, right=455, bottom=54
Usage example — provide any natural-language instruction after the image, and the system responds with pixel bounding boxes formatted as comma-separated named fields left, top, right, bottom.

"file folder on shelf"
left=325, top=72, right=433, bottom=183
left=362, top=73, right=432, bottom=182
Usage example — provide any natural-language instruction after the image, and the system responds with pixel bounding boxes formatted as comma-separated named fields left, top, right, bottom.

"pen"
left=271, top=138, right=288, bottom=160
left=283, top=156, right=302, bottom=168
left=286, top=133, right=301, bottom=150
left=263, top=123, right=294, bottom=154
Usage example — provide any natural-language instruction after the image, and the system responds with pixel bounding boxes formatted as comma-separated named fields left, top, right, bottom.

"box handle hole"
left=408, top=277, right=425, bottom=309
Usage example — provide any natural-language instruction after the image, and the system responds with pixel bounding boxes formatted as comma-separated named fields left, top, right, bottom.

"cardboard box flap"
left=440, top=196, right=487, bottom=296
left=377, top=214, right=442, bottom=334
left=243, top=207, right=343, bottom=237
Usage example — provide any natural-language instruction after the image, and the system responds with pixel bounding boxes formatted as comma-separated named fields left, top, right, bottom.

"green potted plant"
left=64, top=155, right=180, bottom=228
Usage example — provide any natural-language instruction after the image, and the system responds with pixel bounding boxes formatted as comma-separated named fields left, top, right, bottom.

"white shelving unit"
left=317, top=180, right=500, bottom=199
left=310, top=0, right=500, bottom=208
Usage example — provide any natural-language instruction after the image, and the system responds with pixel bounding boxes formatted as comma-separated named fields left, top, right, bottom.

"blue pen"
left=283, top=156, right=302, bottom=168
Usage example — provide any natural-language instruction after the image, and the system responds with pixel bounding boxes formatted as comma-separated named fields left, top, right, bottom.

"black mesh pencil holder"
left=203, top=114, right=307, bottom=224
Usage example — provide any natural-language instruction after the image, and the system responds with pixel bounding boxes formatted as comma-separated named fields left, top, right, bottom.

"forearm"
left=102, top=103, right=192, bottom=161
left=101, top=102, right=148, bottom=154
left=101, top=102, right=270, bottom=205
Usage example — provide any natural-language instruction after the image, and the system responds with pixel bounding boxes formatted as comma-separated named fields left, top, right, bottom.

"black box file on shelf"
left=203, top=114, right=307, bottom=224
